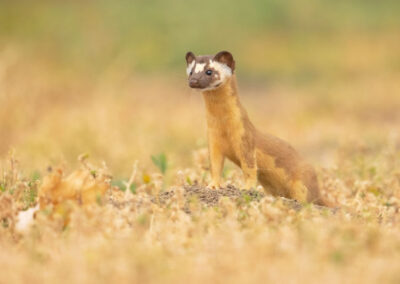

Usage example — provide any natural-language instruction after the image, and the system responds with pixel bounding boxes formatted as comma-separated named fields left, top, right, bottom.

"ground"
left=1, top=126, right=400, bottom=283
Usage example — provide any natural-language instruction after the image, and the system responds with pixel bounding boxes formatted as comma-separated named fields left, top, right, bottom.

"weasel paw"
left=207, top=181, right=222, bottom=190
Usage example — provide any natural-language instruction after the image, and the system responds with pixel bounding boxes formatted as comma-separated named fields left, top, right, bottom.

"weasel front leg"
left=207, top=135, right=225, bottom=189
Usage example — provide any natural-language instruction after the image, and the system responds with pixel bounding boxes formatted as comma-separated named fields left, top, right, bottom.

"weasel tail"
left=185, top=50, right=330, bottom=206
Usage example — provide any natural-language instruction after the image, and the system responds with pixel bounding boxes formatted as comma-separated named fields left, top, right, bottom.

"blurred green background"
left=1, top=0, right=400, bottom=176
left=1, top=0, right=400, bottom=80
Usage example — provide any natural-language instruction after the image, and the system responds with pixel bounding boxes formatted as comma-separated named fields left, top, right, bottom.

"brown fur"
left=186, top=51, right=329, bottom=206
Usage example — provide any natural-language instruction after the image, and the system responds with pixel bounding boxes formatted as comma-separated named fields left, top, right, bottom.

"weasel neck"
left=201, top=76, right=241, bottom=115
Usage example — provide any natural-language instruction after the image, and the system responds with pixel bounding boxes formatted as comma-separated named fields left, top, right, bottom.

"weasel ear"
left=213, top=51, right=235, bottom=72
left=185, top=51, right=196, bottom=64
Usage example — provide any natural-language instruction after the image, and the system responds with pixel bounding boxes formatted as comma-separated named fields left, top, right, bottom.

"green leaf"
left=31, top=170, right=41, bottom=182
left=367, top=186, right=381, bottom=196
left=111, top=179, right=137, bottom=193
left=242, top=194, right=252, bottom=204
left=23, top=188, right=37, bottom=208
left=330, top=250, right=345, bottom=264
left=96, top=194, right=103, bottom=205
left=129, top=183, right=137, bottom=194
left=111, top=179, right=126, bottom=191
left=151, top=153, right=168, bottom=174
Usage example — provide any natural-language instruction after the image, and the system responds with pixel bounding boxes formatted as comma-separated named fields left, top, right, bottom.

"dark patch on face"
left=185, top=54, right=222, bottom=90
left=185, top=50, right=236, bottom=90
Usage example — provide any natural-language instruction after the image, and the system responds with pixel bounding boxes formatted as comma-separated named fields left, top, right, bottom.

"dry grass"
left=1, top=41, right=400, bottom=283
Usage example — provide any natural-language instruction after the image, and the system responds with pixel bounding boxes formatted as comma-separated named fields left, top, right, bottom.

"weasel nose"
left=189, top=78, right=200, bottom=88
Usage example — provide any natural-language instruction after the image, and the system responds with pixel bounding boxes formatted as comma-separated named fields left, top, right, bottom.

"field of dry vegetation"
left=1, top=1, right=400, bottom=283
left=1, top=45, right=400, bottom=283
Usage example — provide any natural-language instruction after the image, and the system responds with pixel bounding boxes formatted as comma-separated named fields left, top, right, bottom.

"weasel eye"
left=190, top=71, right=193, bottom=75
left=206, top=70, right=212, bottom=76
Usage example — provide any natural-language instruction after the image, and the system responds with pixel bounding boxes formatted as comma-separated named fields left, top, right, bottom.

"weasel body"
left=185, top=51, right=326, bottom=205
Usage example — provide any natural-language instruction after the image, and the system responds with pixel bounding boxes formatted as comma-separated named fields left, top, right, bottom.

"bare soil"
left=158, top=184, right=334, bottom=213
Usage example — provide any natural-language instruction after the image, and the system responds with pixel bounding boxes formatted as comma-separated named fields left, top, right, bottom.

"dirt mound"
left=108, top=184, right=336, bottom=214
left=159, top=184, right=263, bottom=206
left=158, top=184, right=334, bottom=213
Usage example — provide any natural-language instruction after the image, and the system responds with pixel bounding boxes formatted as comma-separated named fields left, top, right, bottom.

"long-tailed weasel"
left=185, top=50, right=328, bottom=206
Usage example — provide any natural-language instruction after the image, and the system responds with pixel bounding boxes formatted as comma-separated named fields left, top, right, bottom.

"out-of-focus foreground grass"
left=1, top=1, right=400, bottom=283
left=1, top=0, right=399, bottom=176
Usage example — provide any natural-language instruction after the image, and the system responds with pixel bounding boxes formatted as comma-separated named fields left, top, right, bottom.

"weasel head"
left=185, top=51, right=235, bottom=91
